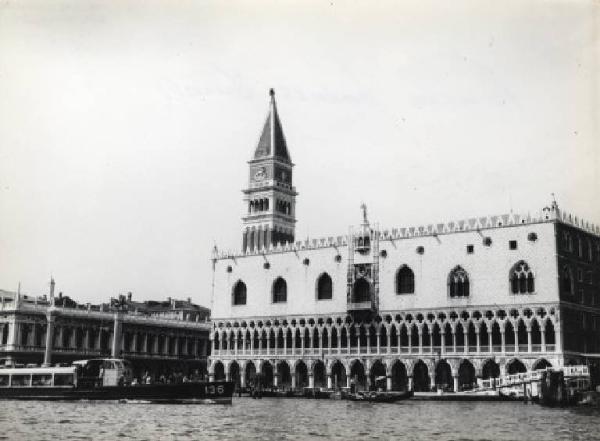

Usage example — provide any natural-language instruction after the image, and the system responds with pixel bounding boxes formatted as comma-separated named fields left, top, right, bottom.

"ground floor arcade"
left=208, top=355, right=562, bottom=392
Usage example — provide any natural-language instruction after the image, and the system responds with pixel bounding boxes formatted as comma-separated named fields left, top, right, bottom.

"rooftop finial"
left=360, top=202, right=368, bottom=225
left=269, top=88, right=275, bottom=97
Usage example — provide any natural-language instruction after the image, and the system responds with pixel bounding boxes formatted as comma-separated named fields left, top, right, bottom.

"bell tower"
left=242, top=89, right=297, bottom=252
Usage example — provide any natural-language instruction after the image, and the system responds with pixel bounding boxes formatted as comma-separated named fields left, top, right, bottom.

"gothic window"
left=510, top=260, right=535, bottom=294
left=272, top=277, right=287, bottom=303
left=352, top=278, right=371, bottom=303
left=232, top=281, right=247, bottom=305
left=562, top=266, right=573, bottom=295
left=316, top=273, right=333, bottom=300
left=448, top=266, right=470, bottom=298
left=395, top=266, right=415, bottom=294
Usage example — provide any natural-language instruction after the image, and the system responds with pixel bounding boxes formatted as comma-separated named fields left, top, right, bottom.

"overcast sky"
left=0, top=0, right=598, bottom=307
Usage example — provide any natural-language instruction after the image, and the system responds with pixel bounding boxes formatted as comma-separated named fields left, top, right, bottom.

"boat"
left=0, top=358, right=234, bottom=404
left=347, top=390, right=413, bottom=402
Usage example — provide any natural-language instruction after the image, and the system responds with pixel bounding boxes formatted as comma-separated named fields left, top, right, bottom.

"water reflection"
left=1, top=398, right=599, bottom=440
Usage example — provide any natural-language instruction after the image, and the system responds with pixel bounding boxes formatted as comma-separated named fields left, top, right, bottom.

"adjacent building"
left=0, top=285, right=211, bottom=378
left=209, top=90, right=600, bottom=392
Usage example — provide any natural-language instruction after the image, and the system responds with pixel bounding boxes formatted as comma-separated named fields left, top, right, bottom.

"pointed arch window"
left=510, top=261, right=535, bottom=294
left=316, top=273, right=333, bottom=300
left=396, top=265, right=415, bottom=294
left=232, top=281, right=247, bottom=305
left=561, top=266, right=573, bottom=296
left=272, top=277, right=287, bottom=303
left=448, top=266, right=470, bottom=298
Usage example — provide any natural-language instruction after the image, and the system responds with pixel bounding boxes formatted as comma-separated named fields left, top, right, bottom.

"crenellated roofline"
left=215, top=205, right=600, bottom=260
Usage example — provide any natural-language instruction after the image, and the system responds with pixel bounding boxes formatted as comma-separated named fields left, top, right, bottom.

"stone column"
left=453, top=375, right=459, bottom=392
left=418, top=331, right=423, bottom=354
left=327, top=374, right=332, bottom=389
left=430, top=373, right=436, bottom=391
left=266, top=334, right=270, bottom=355
left=241, top=335, right=246, bottom=356
left=488, top=331, right=493, bottom=353
left=300, top=333, right=305, bottom=356
left=452, top=331, right=457, bottom=353
left=346, top=375, right=352, bottom=389
left=283, top=331, right=288, bottom=355
left=29, top=325, right=36, bottom=347
left=463, top=329, right=469, bottom=354
left=43, top=312, right=56, bottom=367
left=337, top=334, right=342, bottom=355
left=250, top=333, right=255, bottom=355
left=131, top=333, right=138, bottom=353
left=440, top=330, right=446, bottom=354
left=475, top=329, right=481, bottom=354
left=84, top=329, right=91, bottom=351
left=291, top=373, right=296, bottom=390
left=514, top=329, right=519, bottom=353
left=327, top=333, right=332, bottom=356
left=386, top=376, right=392, bottom=391
left=527, top=329, right=532, bottom=353
left=240, top=371, right=246, bottom=388
left=376, top=332, right=381, bottom=355
left=308, top=374, right=314, bottom=389
left=554, top=323, right=561, bottom=353
left=111, top=314, right=122, bottom=358
left=407, top=376, right=413, bottom=391
left=57, top=326, right=64, bottom=348
left=540, top=326, right=546, bottom=352
left=500, top=330, right=506, bottom=354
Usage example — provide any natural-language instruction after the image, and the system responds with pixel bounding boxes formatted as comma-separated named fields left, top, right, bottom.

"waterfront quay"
left=0, top=285, right=211, bottom=379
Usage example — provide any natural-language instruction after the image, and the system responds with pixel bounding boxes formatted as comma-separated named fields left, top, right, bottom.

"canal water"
left=1, top=398, right=599, bottom=440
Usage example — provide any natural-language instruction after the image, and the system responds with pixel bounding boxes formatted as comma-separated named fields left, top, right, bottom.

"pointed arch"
left=272, top=277, right=287, bottom=303
left=395, top=265, right=415, bottom=294
left=316, top=273, right=333, bottom=300
left=232, top=280, right=247, bottom=305
left=448, top=265, right=470, bottom=297
left=510, top=261, right=535, bottom=294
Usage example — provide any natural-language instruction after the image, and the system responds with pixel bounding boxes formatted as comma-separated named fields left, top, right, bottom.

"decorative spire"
left=360, top=202, right=369, bottom=226
left=253, top=89, right=291, bottom=162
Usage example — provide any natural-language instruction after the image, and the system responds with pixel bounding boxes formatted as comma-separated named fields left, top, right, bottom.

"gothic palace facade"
left=209, top=90, right=600, bottom=392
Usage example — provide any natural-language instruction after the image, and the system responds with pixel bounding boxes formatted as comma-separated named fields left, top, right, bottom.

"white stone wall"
left=212, top=221, right=559, bottom=320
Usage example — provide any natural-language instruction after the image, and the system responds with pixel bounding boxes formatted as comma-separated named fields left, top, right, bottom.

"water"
left=1, top=398, right=599, bottom=441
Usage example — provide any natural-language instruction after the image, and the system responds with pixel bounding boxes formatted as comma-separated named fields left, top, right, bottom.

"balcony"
left=347, top=301, right=374, bottom=312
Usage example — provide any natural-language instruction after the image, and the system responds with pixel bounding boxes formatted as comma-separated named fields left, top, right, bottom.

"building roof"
left=253, top=89, right=291, bottom=163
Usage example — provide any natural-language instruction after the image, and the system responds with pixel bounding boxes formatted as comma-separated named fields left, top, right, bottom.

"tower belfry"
left=242, top=89, right=297, bottom=252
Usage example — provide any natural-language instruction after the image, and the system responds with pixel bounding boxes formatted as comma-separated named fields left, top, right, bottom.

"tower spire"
left=242, top=89, right=297, bottom=253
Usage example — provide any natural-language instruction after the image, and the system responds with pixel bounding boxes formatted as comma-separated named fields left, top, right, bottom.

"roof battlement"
left=214, top=205, right=600, bottom=261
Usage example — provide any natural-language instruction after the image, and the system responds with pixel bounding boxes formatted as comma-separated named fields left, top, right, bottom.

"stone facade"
left=0, top=288, right=211, bottom=379
left=208, top=91, right=600, bottom=392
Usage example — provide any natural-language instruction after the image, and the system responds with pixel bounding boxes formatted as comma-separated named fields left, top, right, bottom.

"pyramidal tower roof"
left=253, top=89, right=291, bottom=163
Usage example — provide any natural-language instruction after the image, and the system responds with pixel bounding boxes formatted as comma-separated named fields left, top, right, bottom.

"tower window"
left=466, top=245, right=474, bottom=254
left=272, top=277, right=287, bottom=303
left=483, top=237, right=492, bottom=247
left=509, top=240, right=518, bottom=250
left=316, top=273, right=333, bottom=300
left=396, top=266, right=415, bottom=294
left=232, top=281, right=247, bottom=305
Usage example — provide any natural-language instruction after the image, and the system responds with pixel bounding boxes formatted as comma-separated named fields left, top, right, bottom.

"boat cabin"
left=0, top=366, right=77, bottom=388
left=72, top=359, right=133, bottom=387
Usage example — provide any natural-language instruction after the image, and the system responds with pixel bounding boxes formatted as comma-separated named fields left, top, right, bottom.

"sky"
left=0, top=0, right=598, bottom=307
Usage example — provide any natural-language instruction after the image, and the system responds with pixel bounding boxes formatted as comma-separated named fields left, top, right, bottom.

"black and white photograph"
left=0, top=1, right=599, bottom=440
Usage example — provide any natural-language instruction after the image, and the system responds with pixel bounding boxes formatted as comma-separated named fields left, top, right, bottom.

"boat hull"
left=0, top=381, right=235, bottom=404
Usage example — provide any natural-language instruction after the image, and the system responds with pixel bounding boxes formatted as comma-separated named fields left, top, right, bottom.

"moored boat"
left=0, top=358, right=234, bottom=404
left=347, top=390, right=413, bottom=402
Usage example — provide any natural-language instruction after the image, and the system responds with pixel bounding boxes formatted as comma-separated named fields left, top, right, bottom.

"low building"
left=0, top=286, right=211, bottom=379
